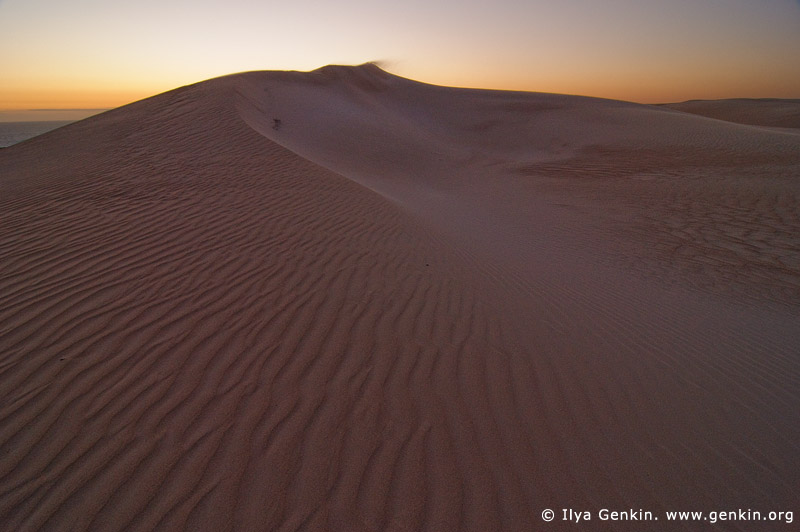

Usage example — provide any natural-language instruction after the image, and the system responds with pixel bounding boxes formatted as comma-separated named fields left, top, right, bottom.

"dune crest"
left=1, top=66, right=799, bottom=531
left=662, top=98, right=800, bottom=129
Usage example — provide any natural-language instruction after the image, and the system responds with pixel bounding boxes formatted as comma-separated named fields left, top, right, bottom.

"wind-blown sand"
left=1, top=64, right=798, bottom=531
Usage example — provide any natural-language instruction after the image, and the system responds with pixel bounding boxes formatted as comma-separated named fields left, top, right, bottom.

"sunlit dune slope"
left=1, top=64, right=799, bottom=531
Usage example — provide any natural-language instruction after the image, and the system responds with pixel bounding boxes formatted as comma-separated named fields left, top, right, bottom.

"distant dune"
left=1, top=64, right=798, bottom=531
left=661, top=98, right=800, bottom=129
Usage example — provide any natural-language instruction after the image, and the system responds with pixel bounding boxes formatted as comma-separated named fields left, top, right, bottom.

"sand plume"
left=1, top=65, right=799, bottom=531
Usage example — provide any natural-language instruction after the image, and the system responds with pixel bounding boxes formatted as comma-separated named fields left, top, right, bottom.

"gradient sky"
left=2, top=0, right=800, bottom=118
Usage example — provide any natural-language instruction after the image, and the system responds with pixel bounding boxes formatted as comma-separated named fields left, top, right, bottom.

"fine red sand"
left=1, top=64, right=799, bottom=531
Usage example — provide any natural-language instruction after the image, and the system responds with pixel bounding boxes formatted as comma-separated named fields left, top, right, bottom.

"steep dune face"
left=1, top=65, right=799, bottom=531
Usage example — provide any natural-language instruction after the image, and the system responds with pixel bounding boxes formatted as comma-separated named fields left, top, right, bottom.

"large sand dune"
left=1, top=64, right=798, bottom=531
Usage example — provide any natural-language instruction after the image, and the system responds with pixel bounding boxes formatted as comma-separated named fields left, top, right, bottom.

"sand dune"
left=1, top=64, right=799, bottom=531
left=662, top=98, right=800, bottom=129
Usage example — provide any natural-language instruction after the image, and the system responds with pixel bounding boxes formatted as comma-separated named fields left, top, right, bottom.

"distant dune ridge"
left=1, top=64, right=799, bottom=531
left=661, top=98, right=800, bottom=129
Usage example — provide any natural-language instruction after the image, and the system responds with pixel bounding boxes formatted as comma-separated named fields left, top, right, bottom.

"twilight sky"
left=2, top=0, right=799, bottom=116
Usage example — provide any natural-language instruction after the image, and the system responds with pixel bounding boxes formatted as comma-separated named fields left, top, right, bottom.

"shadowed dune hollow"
left=1, top=64, right=799, bottom=531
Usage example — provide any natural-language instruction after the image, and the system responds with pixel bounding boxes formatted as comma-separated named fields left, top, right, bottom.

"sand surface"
left=1, top=64, right=799, bottom=531
left=662, top=98, right=800, bottom=130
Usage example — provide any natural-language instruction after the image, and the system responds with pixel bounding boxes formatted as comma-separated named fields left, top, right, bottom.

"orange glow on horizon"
left=0, top=86, right=155, bottom=111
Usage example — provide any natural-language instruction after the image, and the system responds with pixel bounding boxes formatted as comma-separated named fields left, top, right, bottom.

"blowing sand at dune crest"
left=1, top=64, right=799, bottom=531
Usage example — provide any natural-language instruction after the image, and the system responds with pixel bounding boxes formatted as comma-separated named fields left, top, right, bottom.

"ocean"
left=0, top=121, right=76, bottom=148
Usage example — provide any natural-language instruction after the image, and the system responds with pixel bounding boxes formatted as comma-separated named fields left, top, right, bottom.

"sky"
left=2, top=0, right=800, bottom=119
